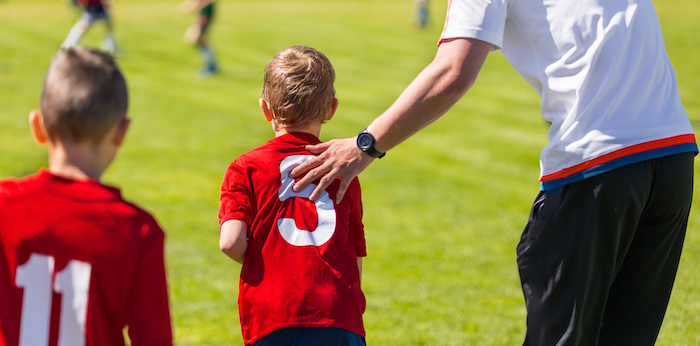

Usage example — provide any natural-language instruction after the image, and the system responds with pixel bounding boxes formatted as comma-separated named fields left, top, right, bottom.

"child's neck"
left=47, top=140, right=114, bottom=181
left=273, top=123, right=322, bottom=138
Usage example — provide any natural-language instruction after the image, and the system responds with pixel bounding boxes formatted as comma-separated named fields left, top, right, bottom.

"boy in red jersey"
left=218, top=46, right=367, bottom=346
left=0, top=47, right=172, bottom=346
left=61, top=0, right=119, bottom=54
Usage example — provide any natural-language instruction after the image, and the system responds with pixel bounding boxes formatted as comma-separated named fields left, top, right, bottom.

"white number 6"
left=277, top=155, right=337, bottom=247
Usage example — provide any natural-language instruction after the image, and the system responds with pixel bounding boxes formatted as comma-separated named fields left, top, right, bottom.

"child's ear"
left=327, top=98, right=339, bottom=121
left=28, top=110, right=49, bottom=145
left=259, top=98, right=274, bottom=122
left=113, top=117, right=131, bottom=147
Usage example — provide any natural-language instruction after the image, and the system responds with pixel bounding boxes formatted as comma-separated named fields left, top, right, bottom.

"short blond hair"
left=40, top=47, right=128, bottom=144
left=261, top=46, right=335, bottom=128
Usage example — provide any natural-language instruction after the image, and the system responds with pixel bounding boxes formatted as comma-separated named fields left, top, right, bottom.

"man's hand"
left=290, top=137, right=375, bottom=203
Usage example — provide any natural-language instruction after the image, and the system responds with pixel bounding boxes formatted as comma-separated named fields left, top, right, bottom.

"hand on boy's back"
left=291, top=137, right=374, bottom=204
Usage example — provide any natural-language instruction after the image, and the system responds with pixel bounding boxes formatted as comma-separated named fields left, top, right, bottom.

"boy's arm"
left=220, top=219, right=248, bottom=264
left=126, top=220, right=173, bottom=345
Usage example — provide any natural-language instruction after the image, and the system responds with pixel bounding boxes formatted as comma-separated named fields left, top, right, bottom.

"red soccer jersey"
left=219, top=132, right=367, bottom=345
left=0, top=170, right=172, bottom=346
left=78, top=0, right=106, bottom=6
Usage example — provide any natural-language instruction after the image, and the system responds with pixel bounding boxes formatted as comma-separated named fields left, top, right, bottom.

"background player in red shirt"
left=218, top=45, right=367, bottom=346
left=61, top=0, right=120, bottom=54
left=0, top=47, right=173, bottom=346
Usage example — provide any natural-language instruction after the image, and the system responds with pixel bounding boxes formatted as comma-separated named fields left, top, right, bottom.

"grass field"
left=1, top=0, right=699, bottom=344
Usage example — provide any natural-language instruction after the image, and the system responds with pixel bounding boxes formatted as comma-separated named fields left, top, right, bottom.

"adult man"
left=290, top=0, right=696, bottom=344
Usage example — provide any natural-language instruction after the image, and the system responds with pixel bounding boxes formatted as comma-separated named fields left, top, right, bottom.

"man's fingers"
left=290, top=155, right=324, bottom=179
left=289, top=137, right=369, bottom=202
left=290, top=142, right=332, bottom=178
left=305, top=141, right=332, bottom=154
left=308, top=167, right=341, bottom=202
left=292, top=159, right=332, bottom=193
left=334, top=176, right=353, bottom=204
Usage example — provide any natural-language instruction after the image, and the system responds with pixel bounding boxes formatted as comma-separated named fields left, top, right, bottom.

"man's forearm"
left=367, top=38, right=491, bottom=153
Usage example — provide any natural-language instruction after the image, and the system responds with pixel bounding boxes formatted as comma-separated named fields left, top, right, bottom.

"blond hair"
left=261, top=46, right=335, bottom=128
left=40, top=47, right=128, bottom=144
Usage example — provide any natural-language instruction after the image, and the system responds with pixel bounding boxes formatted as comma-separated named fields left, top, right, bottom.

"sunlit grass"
left=1, top=0, right=698, bottom=344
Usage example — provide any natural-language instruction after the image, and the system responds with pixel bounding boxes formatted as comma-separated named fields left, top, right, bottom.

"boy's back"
left=220, top=132, right=366, bottom=344
left=1, top=46, right=171, bottom=346
left=0, top=170, right=172, bottom=346
left=218, top=45, right=367, bottom=346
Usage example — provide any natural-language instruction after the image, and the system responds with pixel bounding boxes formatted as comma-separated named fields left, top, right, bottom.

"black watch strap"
left=357, top=128, right=386, bottom=159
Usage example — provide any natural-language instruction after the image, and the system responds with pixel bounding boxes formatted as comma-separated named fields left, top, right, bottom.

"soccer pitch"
left=1, top=0, right=698, bottom=344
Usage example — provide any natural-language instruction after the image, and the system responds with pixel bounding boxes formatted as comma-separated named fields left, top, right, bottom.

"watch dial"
left=358, top=134, right=371, bottom=148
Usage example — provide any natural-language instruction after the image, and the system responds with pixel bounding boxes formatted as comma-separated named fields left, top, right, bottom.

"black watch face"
left=358, top=133, right=373, bottom=150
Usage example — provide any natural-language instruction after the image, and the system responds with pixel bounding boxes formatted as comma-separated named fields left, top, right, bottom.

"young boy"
left=179, top=0, right=219, bottom=78
left=218, top=46, right=367, bottom=346
left=0, top=47, right=172, bottom=345
left=61, top=0, right=120, bottom=54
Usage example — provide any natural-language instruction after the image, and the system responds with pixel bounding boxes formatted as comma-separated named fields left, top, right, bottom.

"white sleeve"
left=439, top=0, right=510, bottom=49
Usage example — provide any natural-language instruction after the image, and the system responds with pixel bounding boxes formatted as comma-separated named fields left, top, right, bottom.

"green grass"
left=1, top=0, right=699, bottom=344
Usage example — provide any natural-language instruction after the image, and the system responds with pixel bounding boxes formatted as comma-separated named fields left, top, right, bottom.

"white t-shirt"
left=440, top=0, right=697, bottom=191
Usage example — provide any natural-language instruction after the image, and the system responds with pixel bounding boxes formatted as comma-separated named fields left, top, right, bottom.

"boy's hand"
left=290, top=137, right=374, bottom=203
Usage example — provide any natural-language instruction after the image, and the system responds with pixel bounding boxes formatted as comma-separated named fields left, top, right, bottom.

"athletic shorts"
left=197, top=3, right=215, bottom=33
left=250, top=327, right=367, bottom=346
left=517, top=152, right=695, bottom=345
left=82, top=5, right=109, bottom=24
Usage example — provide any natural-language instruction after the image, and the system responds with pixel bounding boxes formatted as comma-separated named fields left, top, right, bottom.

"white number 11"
left=15, top=253, right=92, bottom=346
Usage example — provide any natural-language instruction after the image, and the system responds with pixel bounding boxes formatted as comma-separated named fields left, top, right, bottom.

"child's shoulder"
left=226, top=136, right=315, bottom=182
left=231, top=137, right=290, bottom=165
left=0, top=173, right=42, bottom=198
left=114, top=199, right=165, bottom=239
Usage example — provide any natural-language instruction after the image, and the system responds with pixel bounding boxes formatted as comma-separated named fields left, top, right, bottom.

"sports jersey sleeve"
left=124, top=216, right=173, bottom=346
left=439, top=0, right=509, bottom=49
left=0, top=180, right=24, bottom=345
left=219, top=160, right=254, bottom=228
left=346, top=178, right=367, bottom=257
left=0, top=197, right=13, bottom=344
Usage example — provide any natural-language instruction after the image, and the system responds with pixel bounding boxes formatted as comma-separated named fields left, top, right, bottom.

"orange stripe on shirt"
left=438, top=0, right=454, bottom=46
left=540, top=134, right=697, bottom=182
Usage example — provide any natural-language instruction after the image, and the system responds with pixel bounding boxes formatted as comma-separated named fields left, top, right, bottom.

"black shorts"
left=250, top=327, right=366, bottom=346
left=517, top=152, right=694, bottom=346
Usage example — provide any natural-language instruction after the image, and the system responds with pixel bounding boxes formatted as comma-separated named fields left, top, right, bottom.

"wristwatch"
left=357, top=128, right=386, bottom=159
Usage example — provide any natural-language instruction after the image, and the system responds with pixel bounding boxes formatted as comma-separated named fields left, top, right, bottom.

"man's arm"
left=290, top=38, right=492, bottom=202
left=220, top=219, right=248, bottom=264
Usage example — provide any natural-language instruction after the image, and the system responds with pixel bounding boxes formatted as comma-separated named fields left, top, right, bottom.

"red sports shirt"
left=78, top=0, right=106, bottom=6
left=219, top=132, right=367, bottom=345
left=0, top=170, right=172, bottom=346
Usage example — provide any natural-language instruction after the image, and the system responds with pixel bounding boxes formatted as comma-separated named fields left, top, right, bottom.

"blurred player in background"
left=180, top=0, right=219, bottom=78
left=219, top=46, right=368, bottom=346
left=0, top=47, right=172, bottom=345
left=61, top=0, right=120, bottom=54
left=413, top=0, right=428, bottom=28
